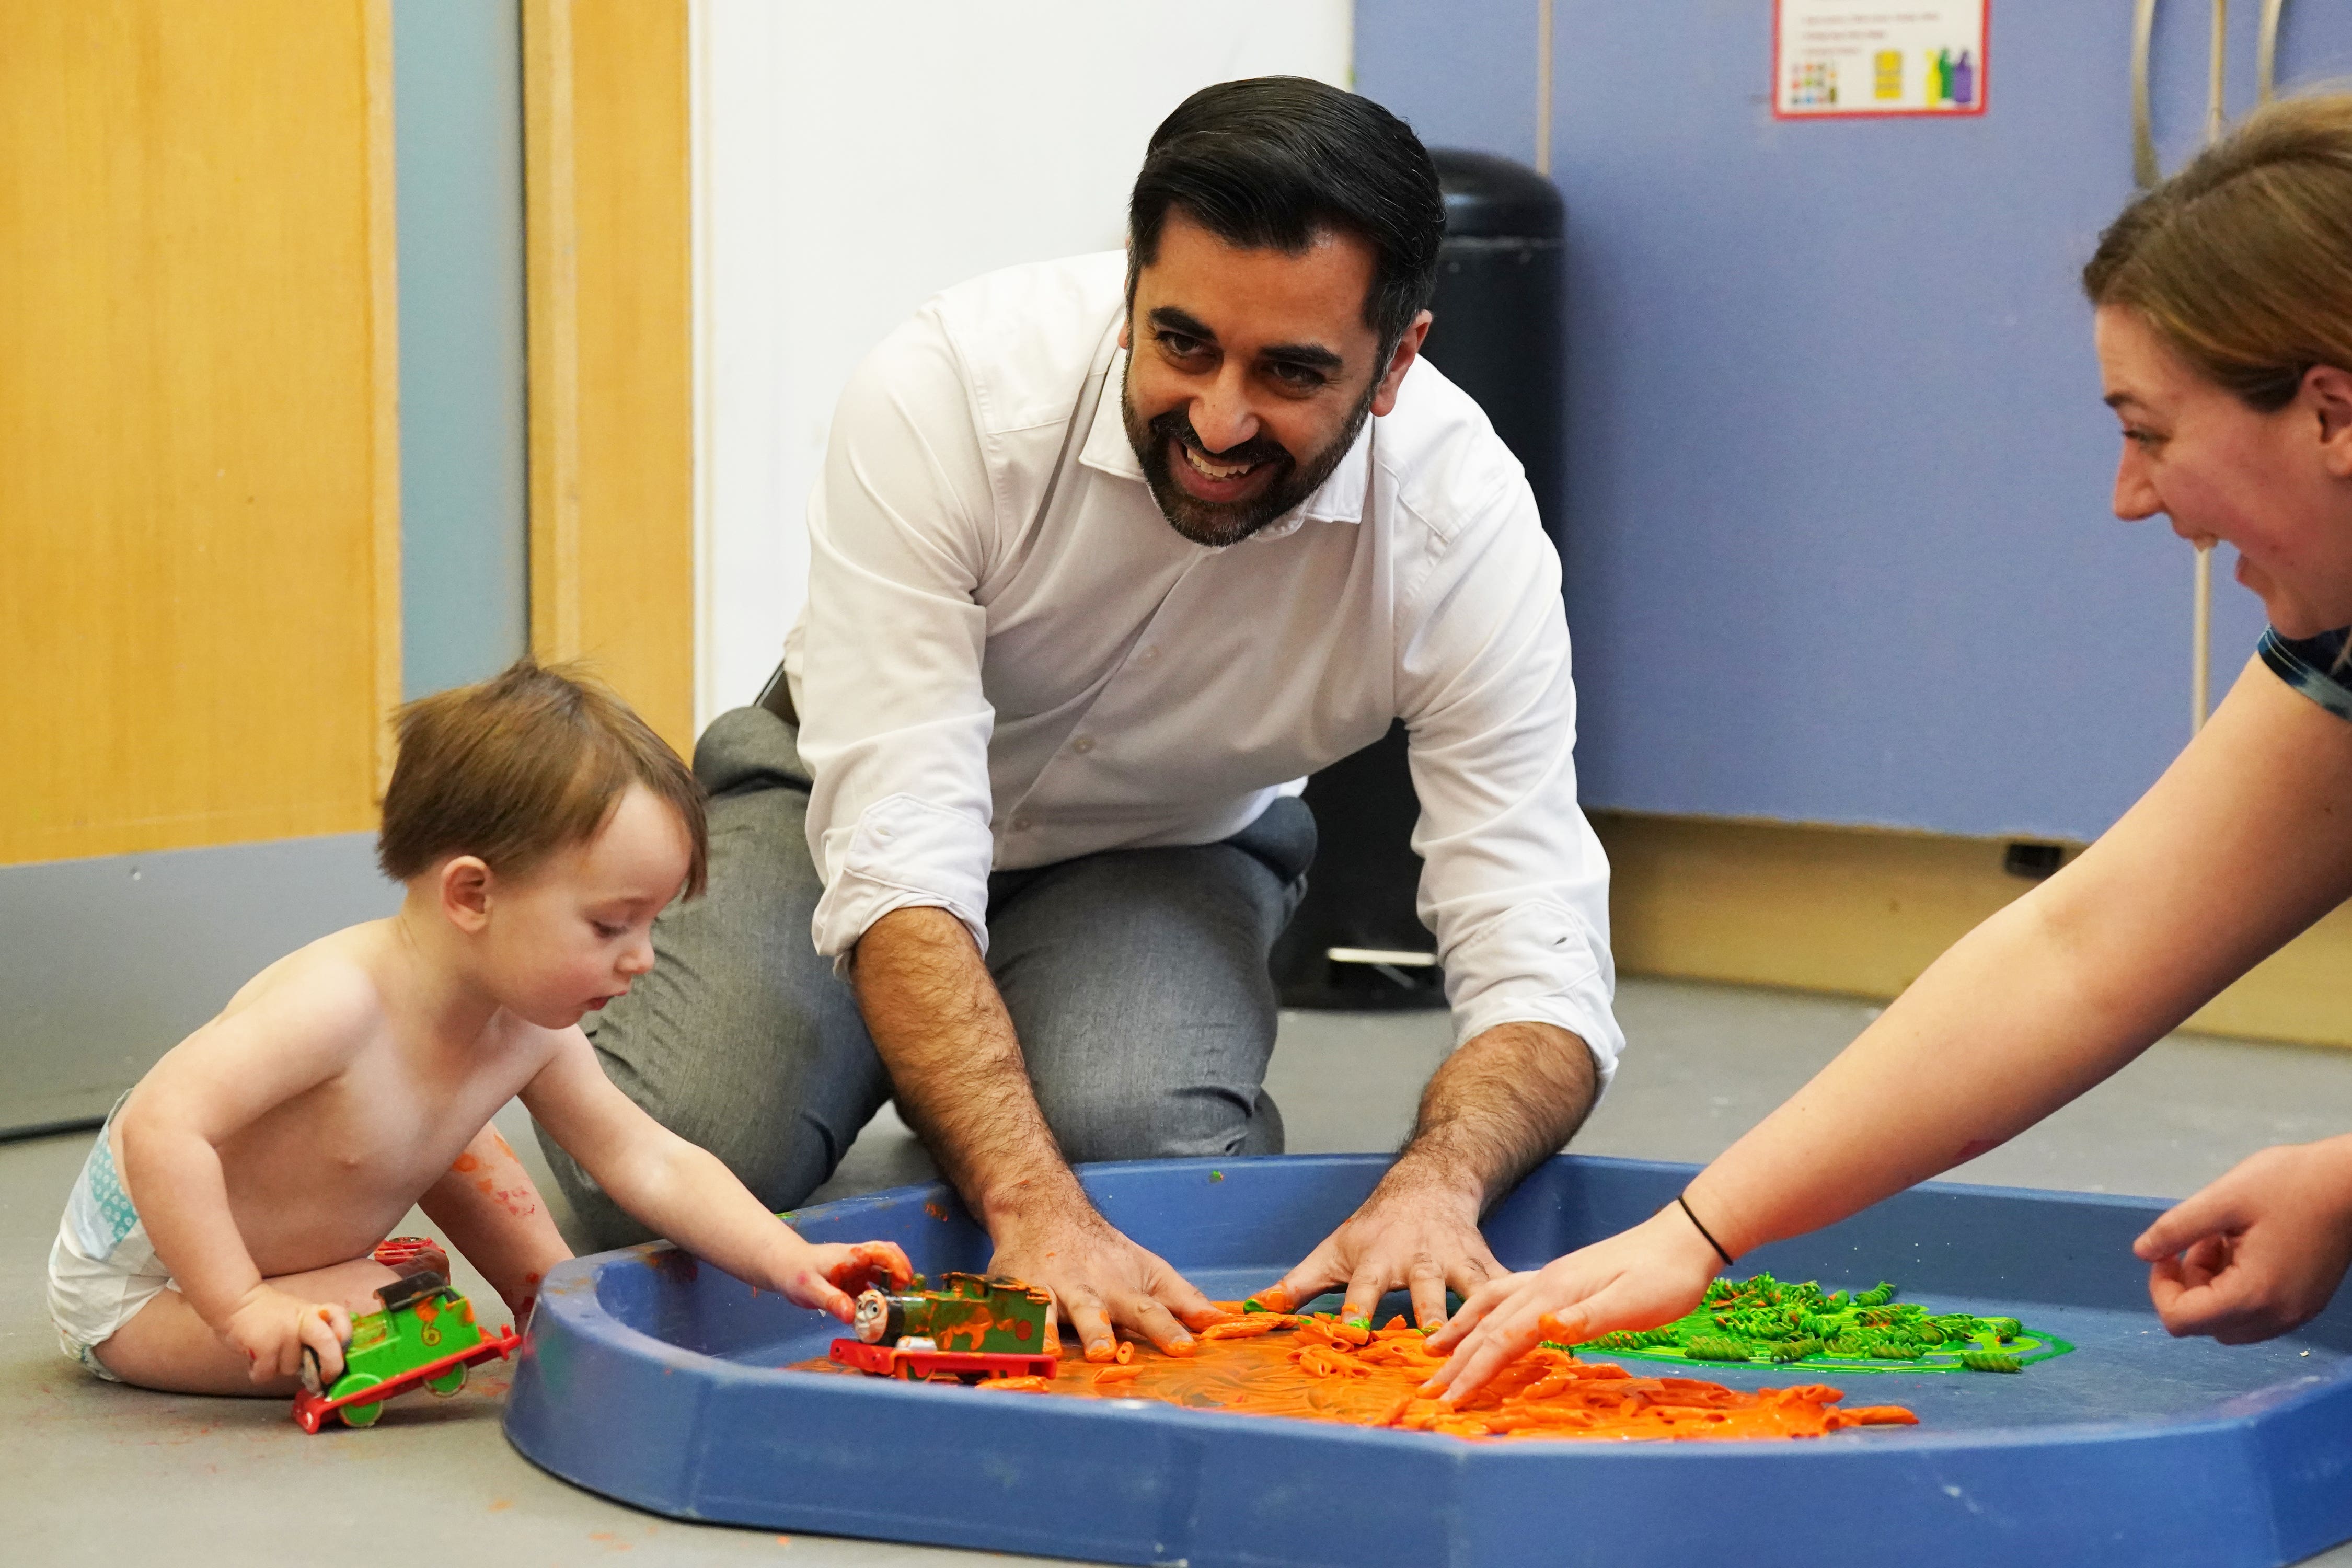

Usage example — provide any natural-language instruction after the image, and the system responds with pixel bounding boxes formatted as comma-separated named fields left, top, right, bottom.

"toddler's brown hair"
left=377, top=659, right=708, bottom=897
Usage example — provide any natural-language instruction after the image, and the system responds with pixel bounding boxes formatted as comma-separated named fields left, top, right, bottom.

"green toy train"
left=291, top=1237, right=522, bottom=1432
left=830, top=1271, right=1057, bottom=1382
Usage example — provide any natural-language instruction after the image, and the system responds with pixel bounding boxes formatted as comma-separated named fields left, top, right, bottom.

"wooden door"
left=0, top=0, right=401, bottom=869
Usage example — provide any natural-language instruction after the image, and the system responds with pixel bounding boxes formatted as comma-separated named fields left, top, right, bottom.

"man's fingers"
left=1407, top=1260, right=1449, bottom=1330
left=1123, top=1297, right=1197, bottom=1356
left=1423, top=1272, right=1520, bottom=1352
left=1142, top=1261, right=1228, bottom=1330
left=1339, top=1259, right=1398, bottom=1327
left=1065, top=1292, right=1118, bottom=1363
left=1258, top=1246, right=1342, bottom=1318
left=1445, top=1255, right=1496, bottom=1315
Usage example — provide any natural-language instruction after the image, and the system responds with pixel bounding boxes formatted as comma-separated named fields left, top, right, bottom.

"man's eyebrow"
left=1260, top=341, right=1345, bottom=372
left=1148, top=306, right=1218, bottom=341
left=1146, top=307, right=1345, bottom=372
left=2104, top=390, right=2146, bottom=412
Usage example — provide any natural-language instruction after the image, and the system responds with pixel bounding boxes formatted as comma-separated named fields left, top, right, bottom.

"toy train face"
left=851, top=1271, right=1052, bottom=1355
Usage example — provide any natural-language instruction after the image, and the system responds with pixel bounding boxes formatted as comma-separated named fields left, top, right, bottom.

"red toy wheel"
left=292, top=1396, right=324, bottom=1434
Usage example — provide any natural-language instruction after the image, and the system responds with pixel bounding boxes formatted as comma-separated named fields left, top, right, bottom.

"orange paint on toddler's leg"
left=452, top=1151, right=482, bottom=1173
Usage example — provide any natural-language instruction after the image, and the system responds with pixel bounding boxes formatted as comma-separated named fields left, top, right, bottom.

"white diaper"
left=48, top=1103, right=173, bottom=1382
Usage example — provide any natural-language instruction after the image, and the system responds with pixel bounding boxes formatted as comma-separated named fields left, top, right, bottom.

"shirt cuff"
left=810, top=792, right=994, bottom=972
left=1440, top=902, right=1624, bottom=1092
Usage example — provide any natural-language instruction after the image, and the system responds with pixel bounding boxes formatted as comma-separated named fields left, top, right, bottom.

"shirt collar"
left=1079, top=349, right=1372, bottom=542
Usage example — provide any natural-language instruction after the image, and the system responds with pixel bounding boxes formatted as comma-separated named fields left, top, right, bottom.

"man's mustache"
left=1146, top=410, right=1290, bottom=470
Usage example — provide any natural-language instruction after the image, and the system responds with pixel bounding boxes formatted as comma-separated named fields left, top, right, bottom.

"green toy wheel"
left=425, top=1365, right=467, bottom=1397
left=335, top=1373, right=385, bottom=1427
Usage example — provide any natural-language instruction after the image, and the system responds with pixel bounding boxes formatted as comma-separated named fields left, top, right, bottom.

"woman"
left=1428, top=92, right=2352, bottom=1401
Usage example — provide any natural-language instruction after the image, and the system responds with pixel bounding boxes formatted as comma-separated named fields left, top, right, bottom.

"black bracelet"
left=1676, top=1192, right=1736, bottom=1269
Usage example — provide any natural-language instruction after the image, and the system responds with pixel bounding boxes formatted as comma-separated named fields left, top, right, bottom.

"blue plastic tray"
left=504, top=1155, right=2352, bottom=1566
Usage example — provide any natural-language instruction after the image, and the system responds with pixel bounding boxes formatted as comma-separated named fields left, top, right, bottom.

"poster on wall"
left=1773, top=1, right=1989, bottom=119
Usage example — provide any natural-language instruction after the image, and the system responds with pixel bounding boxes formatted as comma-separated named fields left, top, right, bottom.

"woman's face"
left=2095, top=305, right=2352, bottom=639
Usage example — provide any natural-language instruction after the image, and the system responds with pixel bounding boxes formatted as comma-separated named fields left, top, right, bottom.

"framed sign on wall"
left=1773, top=0, right=1990, bottom=119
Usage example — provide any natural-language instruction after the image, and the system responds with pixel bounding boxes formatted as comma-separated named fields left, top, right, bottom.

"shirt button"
left=1011, top=816, right=1032, bottom=832
left=1137, top=646, right=1159, bottom=664
left=1071, top=736, right=1094, bottom=754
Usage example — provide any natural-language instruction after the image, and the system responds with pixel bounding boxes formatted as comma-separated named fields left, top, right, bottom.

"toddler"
left=48, top=659, right=908, bottom=1392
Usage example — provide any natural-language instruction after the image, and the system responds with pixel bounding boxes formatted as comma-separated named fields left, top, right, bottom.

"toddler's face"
left=481, top=784, right=694, bottom=1029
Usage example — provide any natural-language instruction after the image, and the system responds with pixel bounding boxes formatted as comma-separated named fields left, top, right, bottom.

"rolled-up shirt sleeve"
left=797, top=310, right=1000, bottom=965
left=1398, top=476, right=1623, bottom=1089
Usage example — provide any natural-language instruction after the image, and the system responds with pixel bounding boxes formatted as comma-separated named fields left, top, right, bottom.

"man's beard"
left=1122, top=360, right=1377, bottom=548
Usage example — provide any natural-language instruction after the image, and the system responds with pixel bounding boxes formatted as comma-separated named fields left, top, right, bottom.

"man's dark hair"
left=1128, top=77, right=1444, bottom=354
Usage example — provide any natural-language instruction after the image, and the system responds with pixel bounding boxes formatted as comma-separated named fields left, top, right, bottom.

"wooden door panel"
left=0, top=0, right=400, bottom=866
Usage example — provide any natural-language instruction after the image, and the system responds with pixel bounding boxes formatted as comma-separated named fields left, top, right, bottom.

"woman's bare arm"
left=1425, top=659, right=2352, bottom=1399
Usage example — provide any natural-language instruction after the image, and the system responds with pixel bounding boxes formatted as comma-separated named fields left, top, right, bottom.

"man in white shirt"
left=540, top=77, right=1622, bottom=1361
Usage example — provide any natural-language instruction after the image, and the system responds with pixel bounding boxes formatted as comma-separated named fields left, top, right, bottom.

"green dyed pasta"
left=1960, top=1352, right=2023, bottom=1373
left=1683, top=1335, right=1756, bottom=1363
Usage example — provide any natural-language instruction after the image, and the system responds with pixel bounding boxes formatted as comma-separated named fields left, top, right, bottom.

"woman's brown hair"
left=2084, top=90, right=2352, bottom=411
left=377, top=658, right=708, bottom=897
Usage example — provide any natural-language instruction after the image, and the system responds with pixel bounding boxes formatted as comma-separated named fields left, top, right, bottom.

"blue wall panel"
left=1354, top=0, right=1542, bottom=164
left=393, top=0, right=529, bottom=699
left=1357, top=2, right=2351, bottom=843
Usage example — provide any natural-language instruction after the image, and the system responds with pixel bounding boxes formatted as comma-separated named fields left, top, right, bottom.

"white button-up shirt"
left=782, top=252, right=1623, bottom=1080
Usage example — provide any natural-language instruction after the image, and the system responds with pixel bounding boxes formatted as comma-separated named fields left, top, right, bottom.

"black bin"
left=1270, top=149, right=1566, bottom=1010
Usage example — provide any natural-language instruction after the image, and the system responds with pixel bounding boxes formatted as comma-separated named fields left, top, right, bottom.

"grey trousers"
left=539, top=705, right=1316, bottom=1250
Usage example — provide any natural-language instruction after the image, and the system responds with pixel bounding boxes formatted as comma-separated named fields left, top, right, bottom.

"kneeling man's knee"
left=1036, top=1078, right=1268, bottom=1165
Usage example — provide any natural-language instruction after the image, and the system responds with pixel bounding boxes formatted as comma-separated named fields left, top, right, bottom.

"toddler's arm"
left=116, top=970, right=376, bottom=1383
left=419, top=1125, right=572, bottom=1321
left=523, top=1032, right=911, bottom=1315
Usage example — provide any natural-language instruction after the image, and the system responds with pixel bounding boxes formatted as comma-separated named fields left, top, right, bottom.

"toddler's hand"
left=223, top=1286, right=353, bottom=1386
left=773, top=1239, right=915, bottom=1321
left=2134, top=1137, right=2352, bottom=1344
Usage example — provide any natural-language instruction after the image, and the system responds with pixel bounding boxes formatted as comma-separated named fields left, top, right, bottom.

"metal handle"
left=2257, top=0, right=2288, bottom=103
left=2133, top=0, right=2163, bottom=188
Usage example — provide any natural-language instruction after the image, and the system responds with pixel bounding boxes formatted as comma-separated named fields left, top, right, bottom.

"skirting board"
left=1592, top=809, right=2352, bottom=1050
left=0, top=833, right=397, bottom=1138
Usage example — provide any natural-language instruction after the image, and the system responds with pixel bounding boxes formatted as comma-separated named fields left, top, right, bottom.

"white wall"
left=691, top=1, right=1355, bottom=728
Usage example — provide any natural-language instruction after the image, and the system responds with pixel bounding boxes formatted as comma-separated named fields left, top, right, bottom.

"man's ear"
left=1369, top=310, right=1434, bottom=418
left=2306, top=364, right=2352, bottom=479
left=439, top=856, right=494, bottom=934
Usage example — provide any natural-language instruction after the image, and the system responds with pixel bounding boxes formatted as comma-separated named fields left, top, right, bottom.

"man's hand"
left=1255, top=1161, right=1503, bottom=1328
left=222, top=1284, right=352, bottom=1386
left=1420, top=1204, right=1722, bottom=1403
left=2134, top=1136, right=2352, bottom=1344
left=991, top=1198, right=1231, bottom=1361
left=1257, top=1020, right=1598, bottom=1328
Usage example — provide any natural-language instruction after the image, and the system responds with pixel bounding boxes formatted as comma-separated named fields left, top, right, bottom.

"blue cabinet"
left=1358, top=2, right=2352, bottom=841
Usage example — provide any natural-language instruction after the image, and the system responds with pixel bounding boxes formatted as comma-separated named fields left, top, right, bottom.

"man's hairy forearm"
left=1390, top=1022, right=1598, bottom=1212
left=850, top=906, right=1081, bottom=1229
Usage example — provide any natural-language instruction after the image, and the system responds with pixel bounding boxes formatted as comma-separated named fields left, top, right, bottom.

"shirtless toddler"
left=47, top=660, right=909, bottom=1392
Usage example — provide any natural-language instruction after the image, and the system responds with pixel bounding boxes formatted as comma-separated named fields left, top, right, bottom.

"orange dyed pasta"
left=802, top=1312, right=1918, bottom=1442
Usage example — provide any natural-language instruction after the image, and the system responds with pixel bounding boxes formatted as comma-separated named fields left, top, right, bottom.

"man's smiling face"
left=1121, top=210, right=1427, bottom=547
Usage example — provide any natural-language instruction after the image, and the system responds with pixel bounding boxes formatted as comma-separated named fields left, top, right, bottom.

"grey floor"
left=13, top=976, right=2352, bottom=1565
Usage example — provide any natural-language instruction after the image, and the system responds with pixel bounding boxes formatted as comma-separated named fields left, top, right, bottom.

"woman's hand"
left=221, top=1285, right=352, bottom=1386
left=1418, top=1206, right=1722, bottom=1404
left=2134, top=1136, right=2352, bottom=1343
left=771, top=1239, right=915, bottom=1321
